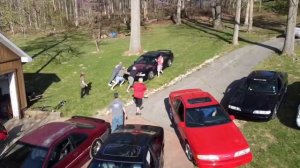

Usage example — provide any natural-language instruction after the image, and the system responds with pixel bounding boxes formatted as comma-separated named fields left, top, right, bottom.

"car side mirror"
left=230, top=115, right=235, bottom=120
left=178, top=122, right=185, bottom=128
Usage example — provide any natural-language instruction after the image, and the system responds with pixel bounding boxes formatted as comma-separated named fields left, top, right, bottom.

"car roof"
left=248, top=70, right=279, bottom=80
left=94, top=124, right=163, bottom=162
left=141, top=51, right=161, bottom=57
left=19, top=116, right=105, bottom=148
left=171, top=89, right=219, bottom=108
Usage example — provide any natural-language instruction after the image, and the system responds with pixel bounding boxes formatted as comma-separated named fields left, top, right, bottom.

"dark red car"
left=0, top=116, right=110, bottom=168
left=169, top=89, right=252, bottom=168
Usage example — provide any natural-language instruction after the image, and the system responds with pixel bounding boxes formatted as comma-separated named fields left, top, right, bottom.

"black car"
left=227, top=70, right=288, bottom=120
left=128, top=50, right=174, bottom=80
left=88, top=124, right=164, bottom=168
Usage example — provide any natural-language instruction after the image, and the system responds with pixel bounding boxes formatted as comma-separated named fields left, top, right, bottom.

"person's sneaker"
left=136, top=112, right=141, bottom=115
left=140, top=106, right=144, bottom=110
left=108, top=83, right=112, bottom=86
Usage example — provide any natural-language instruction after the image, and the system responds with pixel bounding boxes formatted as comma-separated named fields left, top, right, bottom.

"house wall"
left=0, top=43, right=27, bottom=115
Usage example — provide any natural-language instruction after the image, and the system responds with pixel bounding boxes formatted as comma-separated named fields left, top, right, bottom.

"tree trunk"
left=128, top=0, right=142, bottom=55
left=259, top=0, right=262, bottom=12
left=64, top=0, right=69, bottom=21
left=177, top=0, right=182, bottom=24
left=233, top=0, right=242, bottom=45
left=143, top=0, right=148, bottom=21
left=214, top=0, right=223, bottom=29
left=248, top=0, right=253, bottom=32
left=9, top=21, right=15, bottom=35
left=244, top=0, right=249, bottom=26
left=282, top=0, right=299, bottom=56
left=74, top=0, right=79, bottom=27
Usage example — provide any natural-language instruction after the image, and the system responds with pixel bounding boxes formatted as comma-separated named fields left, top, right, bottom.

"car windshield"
left=185, top=105, right=231, bottom=127
left=0, top=142, right=48, bottom=168
left=89, top=160, right=144, bottom=168
left=135, top=56, right=156, bottom=64
left=247, top=79, right=277, bottom=93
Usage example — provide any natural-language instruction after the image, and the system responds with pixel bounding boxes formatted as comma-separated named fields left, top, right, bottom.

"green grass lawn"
left=13, top=21, right=280, bottom=117
left=242, top=44, right=300, bottom=168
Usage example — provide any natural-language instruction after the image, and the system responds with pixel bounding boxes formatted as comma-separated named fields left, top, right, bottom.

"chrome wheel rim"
left=185, top=143, right=193, bottom=161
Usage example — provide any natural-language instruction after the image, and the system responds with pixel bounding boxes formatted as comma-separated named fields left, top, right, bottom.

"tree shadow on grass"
left=222, top=16, right=284, bottom=34
left=183, top=19, right=282, bottom=54
left=277, top=82, right=300, bottom=129
left=24, top=73, right=61, bottom=107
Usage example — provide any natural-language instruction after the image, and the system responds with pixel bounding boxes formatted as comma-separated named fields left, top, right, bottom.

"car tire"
left=148, top=71, right=154, bottom=80
left=185, top=142, right=194, bottom=162
left=271, top=106, right=278, bottom=119
left=167, top=59, right=172, bottom=67
left=90, top=138, right=102, bottom=158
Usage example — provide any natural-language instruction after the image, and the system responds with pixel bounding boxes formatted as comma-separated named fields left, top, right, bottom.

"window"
left=185, top=105, right=231, bottom=127
left=0, top=143, right=48, bottom=168
left=247, top=79, right=278, bottom=93
left=69, top=133, right=88, bottom=148
left=188, top=97, right=211, bottom=104
left=174, top=100, right=184, bottom=122
left=48, top=138, right=73, bottom=168
left=277, top=78, right=282, bottom=91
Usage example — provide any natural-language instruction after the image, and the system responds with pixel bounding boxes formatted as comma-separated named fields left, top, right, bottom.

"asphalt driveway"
left=112, top=37, right=285, bottom=168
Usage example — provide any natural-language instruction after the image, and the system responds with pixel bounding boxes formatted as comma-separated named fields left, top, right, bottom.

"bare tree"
left=74, top=0, right=79, bottom=27
left=128, top=0, right=142, bottom=55
left=177, top=0, right=182, bottom=24
left=247, top=0, right=253, bottom=32
left=233, top=0, right=242, bottom=45
left=244, top=0, right=249, bottom=26
left=211, top=0, right=223, bottom=29
left=282, top=0, right=299, bottom=56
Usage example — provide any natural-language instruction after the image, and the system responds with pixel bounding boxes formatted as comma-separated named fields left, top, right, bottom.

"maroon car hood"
left=185, top=122, right=249, bottom=155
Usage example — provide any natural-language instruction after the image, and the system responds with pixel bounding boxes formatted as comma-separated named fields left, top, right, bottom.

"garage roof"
left=0, top=33, right=32, bottom=63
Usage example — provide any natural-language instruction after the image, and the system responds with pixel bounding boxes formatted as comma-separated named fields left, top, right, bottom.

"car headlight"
left=234, top=148, right=250, bottom=157
left=197, top=155, right=220, bottom=161
left=228, top=105, right=241, bottom=111
left=253, top=110, right=271, bottom=115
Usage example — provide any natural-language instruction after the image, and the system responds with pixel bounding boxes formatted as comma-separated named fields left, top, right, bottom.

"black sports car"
left=88, top=124, right=164, bottom=168
left=128, top=50, right=174, bottom=80
left=227, top=70, right=288, bottom=120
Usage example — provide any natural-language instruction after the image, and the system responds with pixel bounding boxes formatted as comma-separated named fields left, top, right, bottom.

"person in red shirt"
left=132, top=78, right=147, bottom=115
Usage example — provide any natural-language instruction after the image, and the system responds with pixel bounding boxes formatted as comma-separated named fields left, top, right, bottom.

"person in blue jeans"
left=106, top=92, right=127, bottom=132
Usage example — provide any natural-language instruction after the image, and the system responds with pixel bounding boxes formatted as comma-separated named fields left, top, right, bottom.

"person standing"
left=126, top=66, right=138, bottom=92
left=108, top=62, right=122, bottom=86
left=107, top=92, right=127, bottom=132
left=80, top=72, right=88, bottom=98
left=132, top=78, right=147, bottom=115
left=156, top=54, right=164, bottom=77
